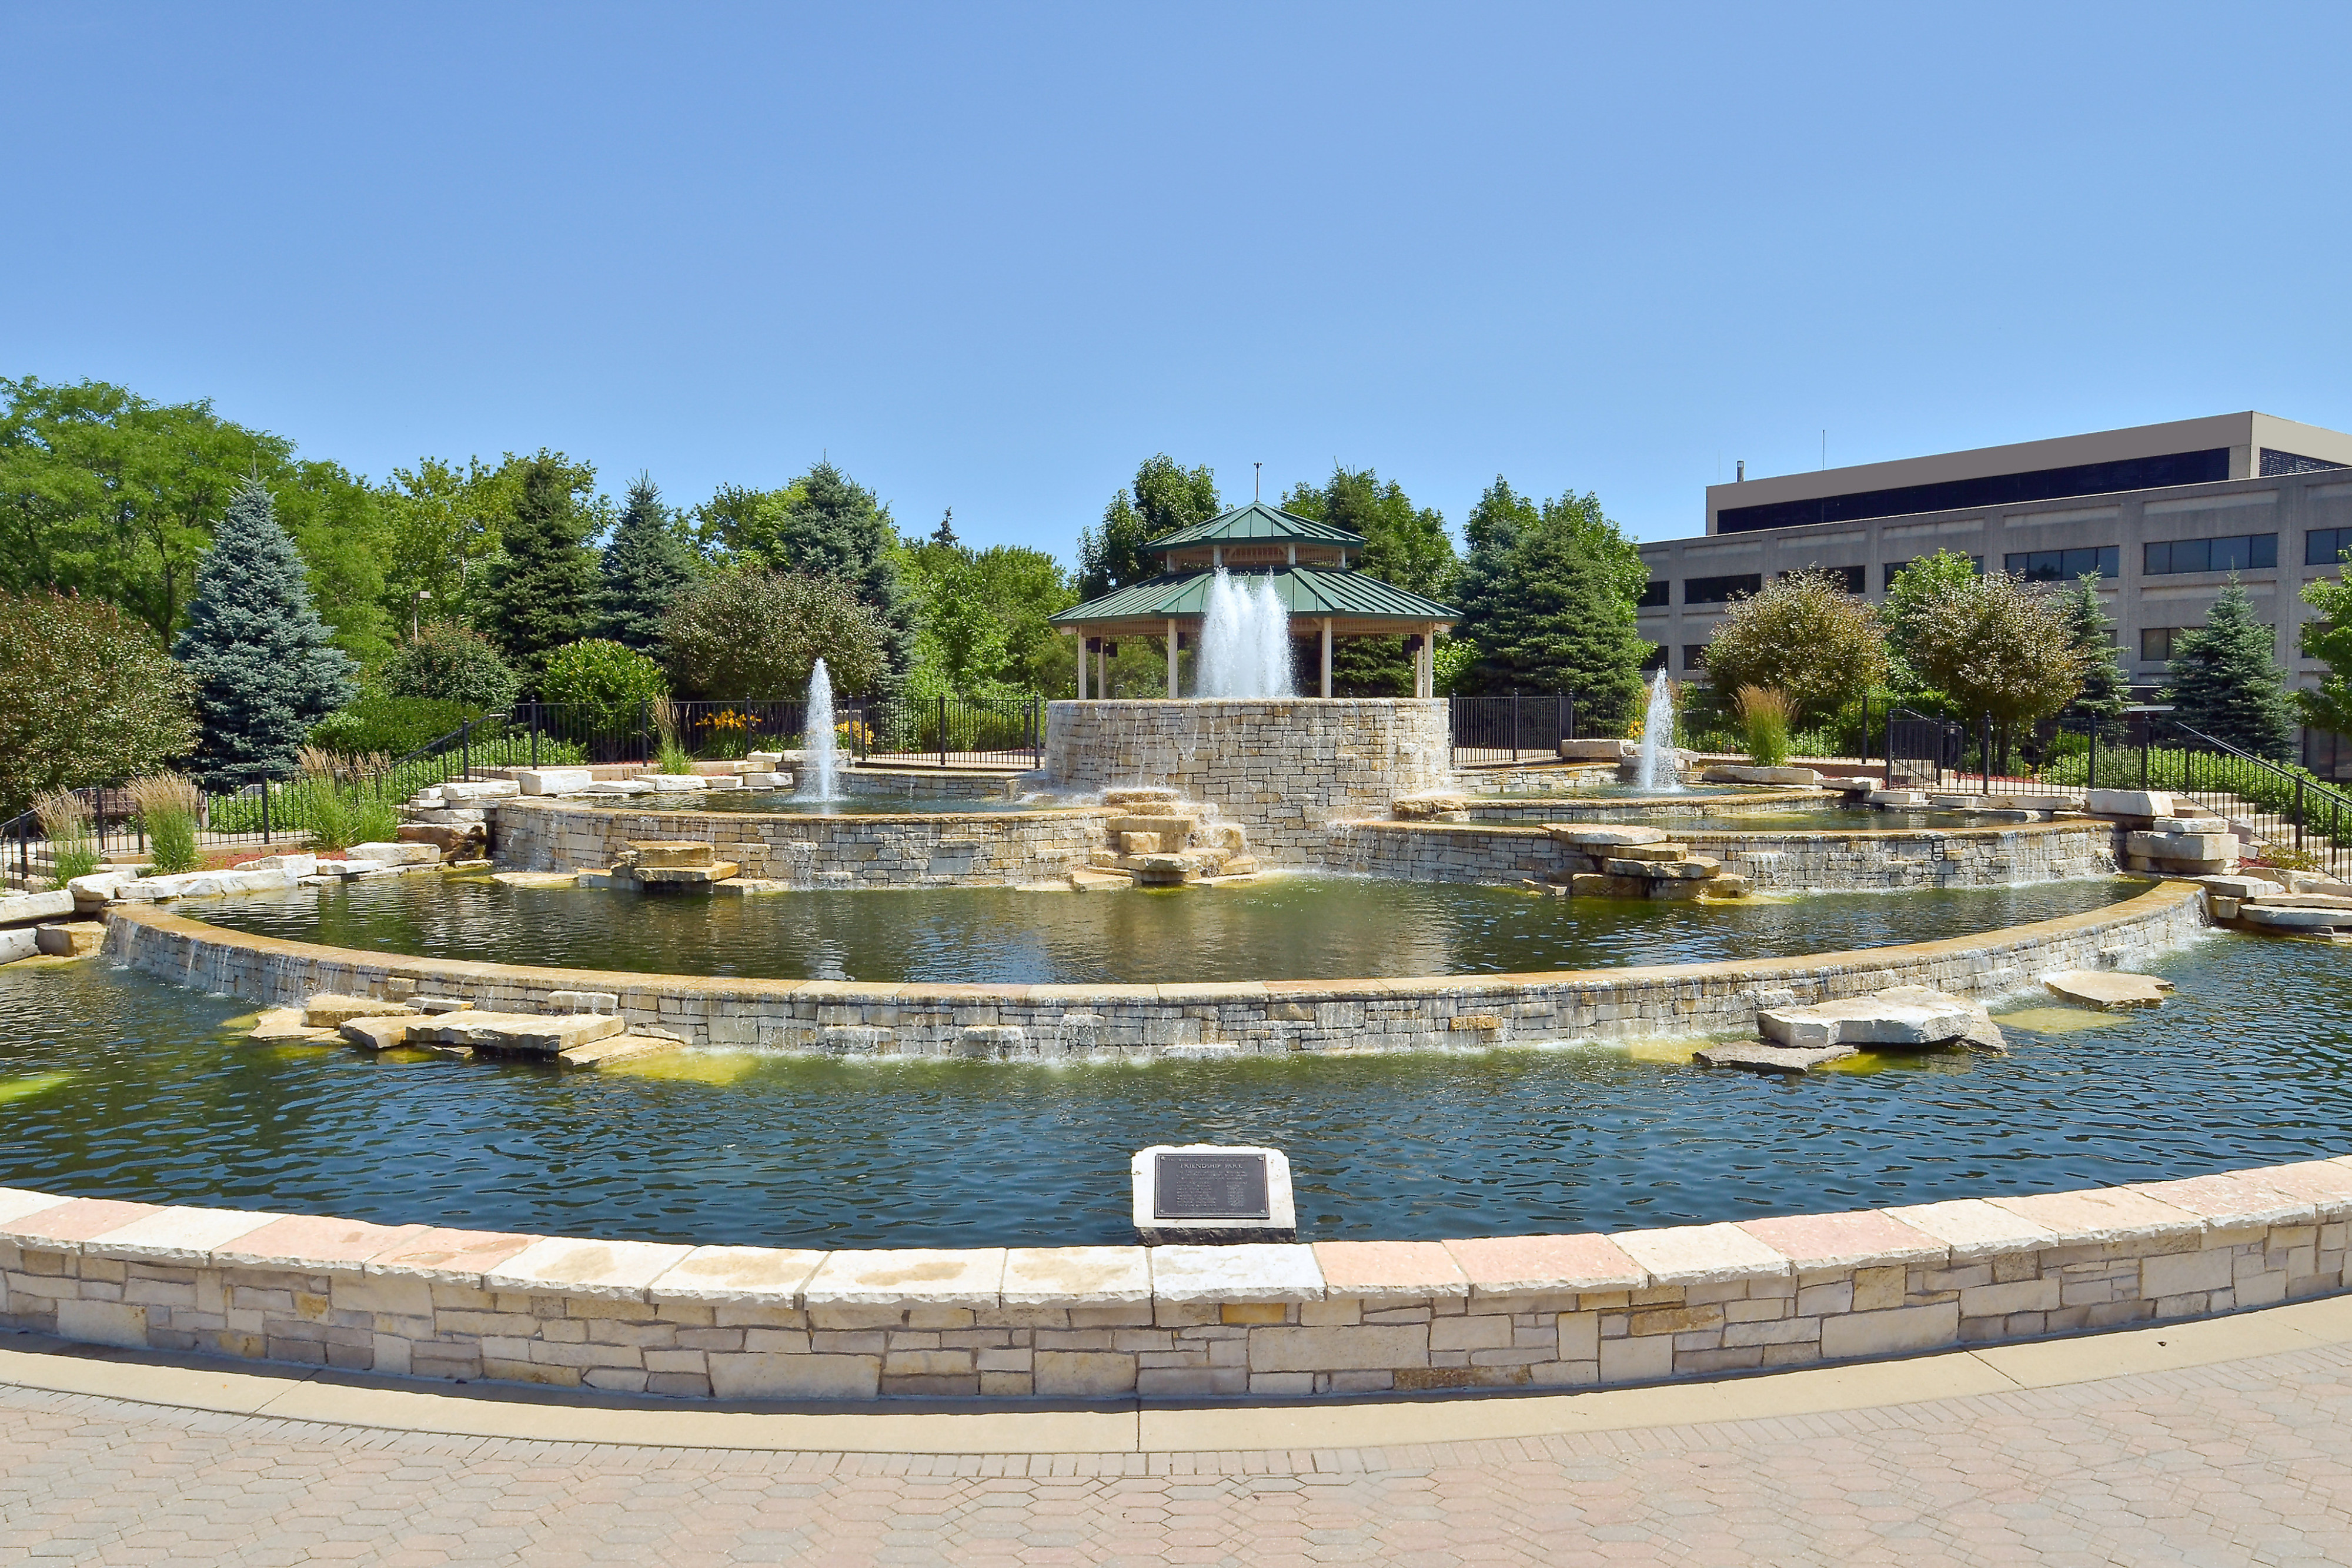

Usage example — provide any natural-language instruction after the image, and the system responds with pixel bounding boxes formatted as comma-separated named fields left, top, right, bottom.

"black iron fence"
left=1449, top=695, right=1585, bottom=767
left=2040, top=719, right=2350, bottom=880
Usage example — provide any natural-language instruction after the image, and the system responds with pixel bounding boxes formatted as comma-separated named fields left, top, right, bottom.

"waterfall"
left=1633, top=668, right=1681, bottom=793
left=798, top=657, right=840, bottom=802
left=1197, top=570, right=1295, bottom=698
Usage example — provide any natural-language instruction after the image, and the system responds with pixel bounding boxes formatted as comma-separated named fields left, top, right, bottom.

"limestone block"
left=738, top=772, right=793, bottom=789
left=2040, top=970, right=2170, bottom=1010
left=1001, top=1247, right=1153, bottom=1306
left=1149, top=1243, right=1322, bottom=1303
left=802, top=1249, right=1006, bottom=1306
left=349, top=841, right=442, bottom=867
left=2126, top=831, right=2232, bottom=861
left=958, top=1025, right=1027, bottom=1058
left=406, top=1012, right=624, bottom=1055
left=483, top=1236, right=696, bottom=1300
left=743, top=752, right=786, bottom=770
left=1549, top=825, right=1669, bottom=847
left=1759, top=987, right=1982, bottom=1048
left=1867, top=790, right=1929, bottom=808
left=338, top=1016, right=417, bottom=1051
left=1250, top=1323, right=1429, bottom=1373
left=1558, top=738, right=1636, bottom=761
left=1819, top=1302, right=1958, bottom=1359
left=1612, top=1221, right=1788, bottom=1286
left=1692, top=1041, right=1855, bottom=1074
left=55, top=1297, right=148, bottom=1350
left=0, top=890, right=76, bottom=927
left=707, top=1352, right=880, bottom=1399
left=2087, top=788, right=2174, bottom=818
left=440, top=780, right=520, bottom=801
left=2150, top=815, right=2229, bottom=834
left=1132, top=1146, right=1297, bottom=1245
left=2209, top=895, right=2240, bottom=920
left=396, top=824, right=480, bottom=855
left=1033, top=1350, right=1137, bottom=1398
left=305, top=994, right=420, bottom=1029
left=645, top=775, right=711, bottom=793
left=1120, top=832, right=1163, bottom=855
left=546, top=990, right=620, bottom=1015
left=649, top=1245, right=828, bottom=1305
left=2242, top=904, right=2352, bottom=930
left=517, top=768, right=596, bottom=795
left=633, top=864, right=740, bottom=885
left=68, top=873, right=126, bottom=911
left=1608, top=842, right=1690, bottom=863
left=619, top=841, right=714, bottom=868
left=243, top=854, right=318, bottom=875
left=34, top=921, right=105, bottom=957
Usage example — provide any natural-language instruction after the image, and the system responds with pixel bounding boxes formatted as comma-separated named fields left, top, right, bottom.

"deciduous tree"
left=661, top=567, right=890, bottom=700
left=1896, top=566, right=2082, bottom=733
left=1076, top=454, right=1221, bottom=598
left=2297, top=549, right=2352, bottom=741
left=1283, top=466, right=1456, bottom=695
left=0, top=591, right=197, bottom=816
left=1700, top=568, right=1889, bottom=730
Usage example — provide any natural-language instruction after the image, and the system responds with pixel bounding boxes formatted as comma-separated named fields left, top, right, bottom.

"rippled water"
left=622, top=790, right=1043, bottom=814
left=1, top=932, right=2345, bottom=1246
left=1529, top=809, right=2003, bottom=833
left=198, top=875, right=2147, bottom=985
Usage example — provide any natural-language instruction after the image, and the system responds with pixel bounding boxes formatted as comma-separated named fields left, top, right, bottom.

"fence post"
left=2141, top=735, right=2149, bottom=790
left=1031, top=696, right=1043, bottom=767
left=1509, top=698, right=1520, bottom=763
left=2087, top=726, right=2098, bottom=794
left=260, top=777, right=270, bottom=845
left=530, top=703, right=539, bottom=769
left=639, top=700, right=650, bottom=767
left=460, top=720, right=471, bottom=783
left=939, top=695, right=949, bottom=768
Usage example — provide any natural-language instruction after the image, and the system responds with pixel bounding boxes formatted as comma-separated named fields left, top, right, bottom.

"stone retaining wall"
left=1466, top=789, right=1822, bottom=822
left=3, top=1152, right=2343, bottom=1402
left=101, top=879, right=2205, bottom=1058
left=1332, top=819, right=2119, bottom=891
left=1043, top=700, right=1452, bottom=866
left=493, top=797, right=1111, bottom=887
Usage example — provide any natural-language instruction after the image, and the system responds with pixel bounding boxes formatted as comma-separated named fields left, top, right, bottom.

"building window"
left=1779, top=565, right=1866, bottom=593
left=2004, top=546, right=2120, bottom=583
left=2307, top=727, right=2352, bottom=784
left=1683, top=645, right=1708, bottom=670
left=2308, top=527, right=2352, bottom=567
left=2143, top=533, right=2278, bottom=575
left=1640, top=644, right=1668, bottom=672
left=1636, top=580, right=1669, bottom=609
left=2261, top=448, right=2349, bottom=477
left=2140, top=627, right=2179, bottom=663
left=1683, top=573, right=1762, bottom=604
left=1716, top=449, right=2229, bottom=533
left=1883, top=555, right=1983, bottom=589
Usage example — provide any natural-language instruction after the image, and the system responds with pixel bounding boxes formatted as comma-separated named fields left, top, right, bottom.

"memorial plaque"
left=1154, top=1151, right=1269, bottom=1219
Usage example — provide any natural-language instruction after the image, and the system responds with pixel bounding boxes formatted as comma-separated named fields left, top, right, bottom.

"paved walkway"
left=4, top=1328, right=2351, bottom=1565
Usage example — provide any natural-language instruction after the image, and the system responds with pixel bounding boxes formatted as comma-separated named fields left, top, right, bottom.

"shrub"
left=662, top=567, right=889, bottom=699
left=0, top=591, right=198, bottom=818
left=129, top=773, right=202, bottom=875
left=651, top=698, right=696, bottom=774
left=380, top=622, right=521, bottom=712
left=540, top=638, right=668, bottom=735
left=34, top=790, right=100, bottom=888
left=289, top=748, right=399, bottom=851
left=1735, top=686, right=1795, bottom=768
left=309, top=694, right=484, bottom=757
left=1702, top=569, right=1888, bottom=731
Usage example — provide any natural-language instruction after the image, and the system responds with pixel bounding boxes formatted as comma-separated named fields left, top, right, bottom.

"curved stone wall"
left=1331, top=818, right=2119, bottom=891
left=1467, top=788, right=1823, bottom=821
left=1043, top=699, right=1452, bottom=866
left=101, top=878, right=2204, bottom=1058
left=493, top=797, right=1112, bottom=887
left=3, top=1149, right=2342, bottom=1402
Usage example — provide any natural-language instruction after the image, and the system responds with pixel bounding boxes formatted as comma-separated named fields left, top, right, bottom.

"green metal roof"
left=1144, top=502, right=1366, bottom=552
left=1050, top=566, right=1456, bottom=627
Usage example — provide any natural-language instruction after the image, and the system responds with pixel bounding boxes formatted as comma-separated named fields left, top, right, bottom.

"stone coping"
left=543, top=800, right=1107, bottom=824
left=102, top=876, right=2201, bottom=1009
left=1358, top=815, right=2107, bottom=843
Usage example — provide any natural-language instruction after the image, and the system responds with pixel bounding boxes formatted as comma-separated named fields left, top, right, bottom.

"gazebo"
left=1050, top=503, right=1458, bottom=698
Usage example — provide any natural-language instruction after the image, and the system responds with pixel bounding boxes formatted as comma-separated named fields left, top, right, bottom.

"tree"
left=483, top=453, right=602, bottom=684
left=2164, top=576, right=2297, bottom=761
left=171, top=480, right=358, bottom=791
left=1283, top=465, right=1456, bottom=694
left=2298, top=549, right=2352, bottom=740
left=379, top=621, right=520, bottom=713
left=898, top=532, right=1077, bottom=698
left=540, top=638, right=668, bottom=735
left=2057, top=573, right=2128, bottom=738
left=0, top=591, right=198, bottom=816
left=1077, top=454, right=1220, bottom=598
left=1457, top=518, right=1648, bottom=725
left=694, top=462, right=916, bottom=688
left=1881, top=550, right=1985, bottom=717
left=1897, top=566, right=2082, bottom=735
left=1700, top=568, right=1890, bottom=730
left=661, top=567, right=891, bottom=700
left=597, top=474, right=699, bottom=651
left=1451, top=477, right=1650, bottom=704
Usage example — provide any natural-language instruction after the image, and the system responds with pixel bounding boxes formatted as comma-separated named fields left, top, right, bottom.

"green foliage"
left=898, top=533, right=1076, bottom=698
left=1880, top=551, right=1984, bottom=717
left=293, top=774, right=389, bottom=853
left=2040, top=737, right=2338, bottom=820
left=379, top=621, right=519, bottom=712
left=2057, top=573, right=2128, bottom=738
left=1887, top=560, right=2080, bottom=729
left=661, top=567, right=890, bottom=700
left=34, top=791, right=99, bottom=888
left=2297, top=551, right=2352, bottom=740
left=129, top=774, right=202, bottom=875
left=693, top=462, right=915, bottom=688
left=1734, top=686, right=1795, bottom=767
left=308, top=694, right=484, bottom=757
left=1700, top=567, right=1889, bottom=730
left=1431, top=636, right=1478, bottom=697
left=0, top=375, right=390, bottom=661
left=598, top=474, right=700, bottom=651
left=1077, top=455, right=1221, bottom=598
left=540, top=638, right=668, bottom=733
left=375, top=452, right=602, bottom=631
left=1447, top=480, right=1644, bottom=720
left=0, top=590, right=198, bottom=817
left=483, top=454, right=603, bottom=682
left=2164, top=576, right=2298, bottom=762
left=172, top=480, right=359, bottom=791
left=1283, top=465, right=1457, bottom=694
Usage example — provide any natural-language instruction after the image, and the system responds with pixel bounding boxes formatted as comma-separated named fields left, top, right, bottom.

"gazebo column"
left=1165, top=618, right=1179, bottom=698
left=1320, top=618, right=1333, bottom=698
left=1077, top=634, right=1089, bottom=699
left=1415, top=627, right=1434, bottom=698
left=1098, top=641, right=1108, bottom=700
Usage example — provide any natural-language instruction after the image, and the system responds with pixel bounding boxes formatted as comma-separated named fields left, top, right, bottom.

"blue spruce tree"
left=174, top=479, right=358, bottom=790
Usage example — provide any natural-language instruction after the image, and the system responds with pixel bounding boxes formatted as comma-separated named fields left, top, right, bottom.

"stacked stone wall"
left=102, top=880, right=2204, bottom=1059
left=4, top=1154, right=2343, bottom=1402
left=493, top=797, right=1110, bottom=887
left=1043, top=700, right=1452, bottom=867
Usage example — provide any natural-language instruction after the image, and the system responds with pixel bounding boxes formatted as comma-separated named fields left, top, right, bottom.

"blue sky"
left=8, top=2, right=2350, bottom=557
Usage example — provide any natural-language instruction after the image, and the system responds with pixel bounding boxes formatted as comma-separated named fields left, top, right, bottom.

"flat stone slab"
left=1693, top=1040, right=1857, bottom=1074
left=248, top=1007, right=336, bottom=1042
left=34, top=921, right=105, bottom=957
left=2242, top=904, right=2352, bottom=930
left=622, top=841, right=716, bottom=868
left=1546, top=825, right=1671, bottom=847
left=2040, top=970, right=2171, bottom=1010
left=560, top=1034, right=683, bottom=1068
left=0, top=890, right=76, bottom=927
left=1760, top=986, right=1984, bottom=1049
left=1132, top=1145, right=1297, bottom=1245
left=406, top=1012, right=626, bottom=1055
left=338, top=1015, right=427, bottom=1050
left=2200, top=874, right=2286, bottom=900
left=304, top=993, right=420, bottom=1028
left=349, top=841, right=441, bottom=866
left=633, top=863, right=740, bottom=885
left=2087, top=788, right=2174, bottom=817
left=2127, top=830, right=2233, bottom=860
left=1559, top=738, right=1635, bottom=761
left=492, top=871, right=579, bottom=888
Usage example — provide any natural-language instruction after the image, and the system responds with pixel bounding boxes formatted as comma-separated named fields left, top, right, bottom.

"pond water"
left=1478, top=808, right=2000, bottom=833
left=2, top=932, right=2344, bottom=1248
left=196, top=875, right=2148, bottom=986
left=626, top=790, right=1043, bottom=815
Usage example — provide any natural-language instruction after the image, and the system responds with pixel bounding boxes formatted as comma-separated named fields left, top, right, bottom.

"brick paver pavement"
left=4, top=1342, right=2351, bottom=1565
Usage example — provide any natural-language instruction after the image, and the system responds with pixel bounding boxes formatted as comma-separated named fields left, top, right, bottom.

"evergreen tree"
left=2057, top=573, right=2127, bottom=738
left=1282, top=465, right=1455, bottom=694
left=930, top=509, right=958, bottom=548
left=763, top=462, right=918, bottom=690
left=2164, top=575, right=2298, bottom=761
left=171, top=479, right=358, bottom=790
left=1464, top=520, right=1648, bottom=724
left=483, top=454, right=600, bottom=682
left=596, top=474, right=698, bottom=651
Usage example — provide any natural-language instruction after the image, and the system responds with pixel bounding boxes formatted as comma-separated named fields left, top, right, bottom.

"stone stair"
left=580, top=840, right=741, bottom=891
left=1535, top=824, right=1752, bottom=902
left=1074, top=787, right=1257, bottom=889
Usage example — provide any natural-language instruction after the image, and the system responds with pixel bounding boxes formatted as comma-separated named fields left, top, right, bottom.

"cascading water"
left=1633, top=668, right=1681, bottom=793
left=1197, top=569, right=1295, bottom=698
left=797, top=657, right=840, bottom=803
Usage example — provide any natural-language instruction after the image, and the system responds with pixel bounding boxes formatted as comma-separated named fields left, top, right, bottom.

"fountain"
left=796, top=658, right=840, bottom=803
left=1633, top=668, right=1681, bottom=794
left=1197, top=570, right=1294, bottom=698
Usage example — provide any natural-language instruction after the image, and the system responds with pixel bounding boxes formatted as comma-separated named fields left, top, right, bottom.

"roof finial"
left=1254, top=462, right=1262, bottom=502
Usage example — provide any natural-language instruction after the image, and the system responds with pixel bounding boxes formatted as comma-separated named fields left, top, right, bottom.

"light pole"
left=412, top=589, right=430, bottom=641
